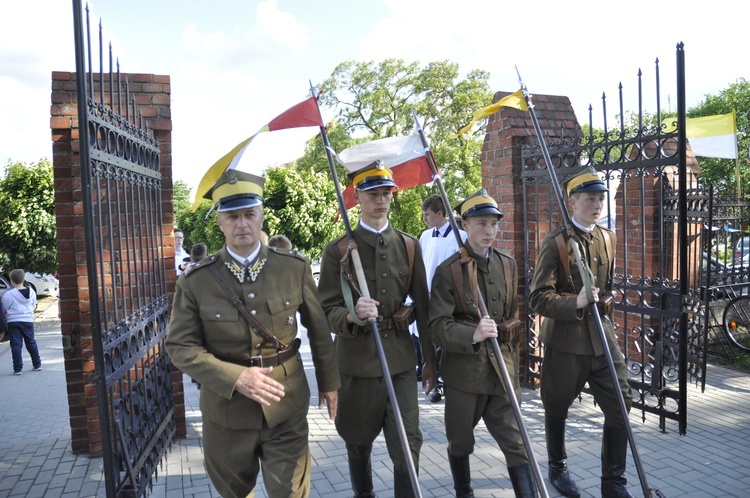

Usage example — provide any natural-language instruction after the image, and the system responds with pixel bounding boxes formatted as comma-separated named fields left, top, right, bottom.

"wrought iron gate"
left=521, top=45, right=703, bottom=434
left=72, top=2, right=174, bottom=496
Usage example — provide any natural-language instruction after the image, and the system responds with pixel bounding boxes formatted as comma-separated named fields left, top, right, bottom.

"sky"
left=1, top=0, right=747, bottom=197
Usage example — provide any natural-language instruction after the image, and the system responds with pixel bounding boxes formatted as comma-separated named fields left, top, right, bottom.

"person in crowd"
left=268, top=234, right=293, bottom=250
left=3, top=269, right=42, bottom=376
left=174, top=228, right=190, bottom=276
left=166, top=170, right=340, bottom=498
left=529, top=168, right=633, bottom=498
left=318, top=161, right=436, bottom=498
left=429, top=190, right=536, bottom=497
left=417, top=194, right=468, bottom=402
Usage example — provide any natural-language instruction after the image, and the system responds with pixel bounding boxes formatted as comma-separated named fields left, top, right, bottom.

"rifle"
left=411, top=109, right=549, bottom=498
left=310, top=82, right=422, bottom=498
left=515, top=68, right=665, bottom=498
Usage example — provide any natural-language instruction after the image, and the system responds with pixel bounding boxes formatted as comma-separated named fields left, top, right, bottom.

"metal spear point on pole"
left=411, top=109, right=550, bottom=498
left=311, top=82, right=422, bottom=498
left=514, top=68, right=665, bottom=498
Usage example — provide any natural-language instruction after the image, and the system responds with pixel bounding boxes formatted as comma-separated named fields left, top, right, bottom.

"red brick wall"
left=50, top=71, right=182, bottom=455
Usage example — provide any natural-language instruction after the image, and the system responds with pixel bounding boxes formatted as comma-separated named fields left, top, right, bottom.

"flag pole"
left=310, top=82, right=423, bottom=498
left=515, top=68, right=664, bottom=498
left=411, top=109, right=549, bottom=498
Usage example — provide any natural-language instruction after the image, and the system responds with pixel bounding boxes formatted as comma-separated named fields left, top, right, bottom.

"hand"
left=319, top=391, right=338, bottom=419
left=234, top=366, right=285, bottom=406
left=472, top=318, right=498, bottom=344
left=421, top=360, right=437, bottom=394
left=576, top=286, right=599, bottom=309
left=348, top=297, right=380, bottom=323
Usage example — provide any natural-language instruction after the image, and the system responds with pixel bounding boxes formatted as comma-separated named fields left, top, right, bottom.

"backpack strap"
left=555, top=232, right=576, bottom=294
left=501, top=254, right=513, bottom=320
left=599, top=227, right=614, bottom=288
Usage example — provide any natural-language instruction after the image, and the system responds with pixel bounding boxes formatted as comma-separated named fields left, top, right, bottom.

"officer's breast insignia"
left=286, top=316, right=294, bottom=325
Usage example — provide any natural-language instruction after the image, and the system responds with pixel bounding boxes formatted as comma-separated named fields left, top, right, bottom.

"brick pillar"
left=50, top=71, right=182, bottom=455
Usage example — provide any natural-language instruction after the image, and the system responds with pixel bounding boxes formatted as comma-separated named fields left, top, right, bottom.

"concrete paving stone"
left=6, top=480, right=32, bottom=495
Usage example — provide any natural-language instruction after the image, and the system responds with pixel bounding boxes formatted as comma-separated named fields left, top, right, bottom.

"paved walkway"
left=1, top=302, right=749, bottom=497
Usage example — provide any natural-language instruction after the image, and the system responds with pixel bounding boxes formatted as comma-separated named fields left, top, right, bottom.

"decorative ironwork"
left=73, top=1, right=173, bottom=496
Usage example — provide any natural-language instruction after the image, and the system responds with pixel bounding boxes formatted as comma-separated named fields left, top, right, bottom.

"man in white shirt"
left=416, top=194, right=468, bottom=401
left=174, top=229, right=190, bottom=275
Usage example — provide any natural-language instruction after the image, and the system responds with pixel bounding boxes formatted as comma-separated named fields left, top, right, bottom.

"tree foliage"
left=316, top=59, right=494, bottom=235
left=0, top=159, right=56, bottom=274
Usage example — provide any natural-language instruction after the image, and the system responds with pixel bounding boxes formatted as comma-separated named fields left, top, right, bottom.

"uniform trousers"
left=336, top=369, right=422, bottom=471
left=444, top=383, right=528, bottom=468
left=540, top=347, right=633, bottom=428
left=202, top=408, right=311, bottom=498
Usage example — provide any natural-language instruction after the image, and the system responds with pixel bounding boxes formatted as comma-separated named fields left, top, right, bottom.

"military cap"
left=454, top=189, right=502, bottom=218
left=204, top=170, right=264, bottom=212
left=347, top=160, right=398, bottom=191
left=566, top=167, right=608, bottom=197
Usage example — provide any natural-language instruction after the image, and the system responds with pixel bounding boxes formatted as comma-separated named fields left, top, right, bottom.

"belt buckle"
left=250, top=355, right=263, bottom=368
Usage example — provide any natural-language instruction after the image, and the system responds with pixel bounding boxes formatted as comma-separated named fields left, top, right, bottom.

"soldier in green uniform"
left=529, top=168, right=634, bottom=498
left=318, top=162, right=436, bottom=498
left=429, top=190, right=536, bottom=498
left=166, top=170, right=340, bottom=498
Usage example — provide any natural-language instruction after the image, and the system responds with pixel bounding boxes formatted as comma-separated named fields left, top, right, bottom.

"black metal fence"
left=72, top=1, right=173, bottom=496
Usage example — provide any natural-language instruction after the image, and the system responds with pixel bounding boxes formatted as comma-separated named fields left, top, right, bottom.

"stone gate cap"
left=454, top=189, right=503, bottom=219
left=204, top=170, right=265, bottom=212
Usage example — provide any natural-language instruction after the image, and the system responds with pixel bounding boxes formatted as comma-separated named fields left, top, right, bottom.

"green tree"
left=316, top=59, right=493, bottom=235
left=263, top=164, right=342, bottom=260
left=686, top=78, right=750, bottom=197
left=0, top=159, right=56, bottom=273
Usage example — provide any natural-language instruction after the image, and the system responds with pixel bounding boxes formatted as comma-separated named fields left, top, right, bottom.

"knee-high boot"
left=447, top=451, right=474, bottom=498
left=508, top=464, right=538, bottom=498
left=393, top=467, right=418, bottom=498
left=601, top=425, right=635, bottom=498
left=545, top=416, right=580, bottom=497
left=348, top=454, right=376, bottom=498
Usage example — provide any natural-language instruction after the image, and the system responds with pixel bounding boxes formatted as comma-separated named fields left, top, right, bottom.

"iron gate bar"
left=72, top=1, right=175, bottom=496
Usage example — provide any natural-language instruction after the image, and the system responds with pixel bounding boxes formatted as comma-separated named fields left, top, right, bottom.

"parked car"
left=311, top=260, right=321, bottom=286
left=702, top=253, right=750, bottom=299
left=734, top=236, right=750, bottom=261
left=23, top=272, right=59, bottom=297
left=0, top=273, right=13, bottom=300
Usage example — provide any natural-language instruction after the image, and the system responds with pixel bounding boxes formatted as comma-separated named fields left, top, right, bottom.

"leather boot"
left=601, top=425, right=635, bottom=498
left=348, top=455, right=376, bottom=498
left=508, top=464, right=538, bottom=498
left=393, top=467, right=418, bottom=498
left=447, top=451, right=474, bottom=498
left=545, top=416, right=580, bottom=497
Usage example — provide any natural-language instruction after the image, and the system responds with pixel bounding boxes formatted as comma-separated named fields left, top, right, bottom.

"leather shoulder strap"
left=399, top=232, right=416, bottom=298
left=599, top=227, right=614, bottom=287
left=500, top=253, right=513, bottom=319
left=555, top=232, right=576, bottom=294
left=450, top=258, right=470, bottom=315
left=207, top=264, right=286, bottom=350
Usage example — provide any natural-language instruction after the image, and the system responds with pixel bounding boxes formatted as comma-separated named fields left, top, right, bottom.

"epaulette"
left=394, top=227, right=418, bottom=243
left=547, top=226, right=567, bottom=239
left=182, top=253, right=218, bottom=277
left=492, top=246, right=515, bottom=261
left=268, top=246, right=308, bottom=263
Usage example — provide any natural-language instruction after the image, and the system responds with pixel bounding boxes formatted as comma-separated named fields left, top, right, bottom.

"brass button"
left=381, top=254, right=387, bottom=260
left=491, top=296, right=497, bottom=302
left=248, top=293, right=255, bottom=299
left=382, top=273, right=388, bottom=278
left=251, top=310, right=257, bottom=316
left=215, top=313, right=221, bottom=318
left=489, top=279, right=494, bottom=285
left=284, top=300, right=290, bottom=306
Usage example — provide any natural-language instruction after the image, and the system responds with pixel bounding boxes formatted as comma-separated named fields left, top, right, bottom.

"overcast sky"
left=1, top=0, right=746, bottom=194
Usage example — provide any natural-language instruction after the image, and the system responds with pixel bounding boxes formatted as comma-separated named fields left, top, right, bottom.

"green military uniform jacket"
left=429, top=245, right=520, bottom=395
left=166, top=246, right=340, bottom=430
left=318, top=223, right=434, bottom=377
left=529, top=225, right=617, bottom=356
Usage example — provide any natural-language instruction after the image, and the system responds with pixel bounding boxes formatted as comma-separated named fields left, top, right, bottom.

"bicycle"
left=722, top=295, right=750, bottom=353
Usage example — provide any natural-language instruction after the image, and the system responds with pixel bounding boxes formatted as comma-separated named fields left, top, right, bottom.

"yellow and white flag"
left=663, top=110, right=738, bottom=159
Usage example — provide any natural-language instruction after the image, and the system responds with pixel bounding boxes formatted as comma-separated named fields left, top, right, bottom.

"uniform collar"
left=356, top=222, right=394, bottom=248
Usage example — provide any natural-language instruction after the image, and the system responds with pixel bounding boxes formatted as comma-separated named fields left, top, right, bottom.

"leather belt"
left=377, top=317, right=395, bottom=330
left=215, top=338, right=301, bottom=368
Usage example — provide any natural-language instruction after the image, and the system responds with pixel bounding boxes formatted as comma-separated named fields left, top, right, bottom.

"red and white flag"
left=339, top=134, right=436, bottom=211
left=191, top=97, right=323, bottom=211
